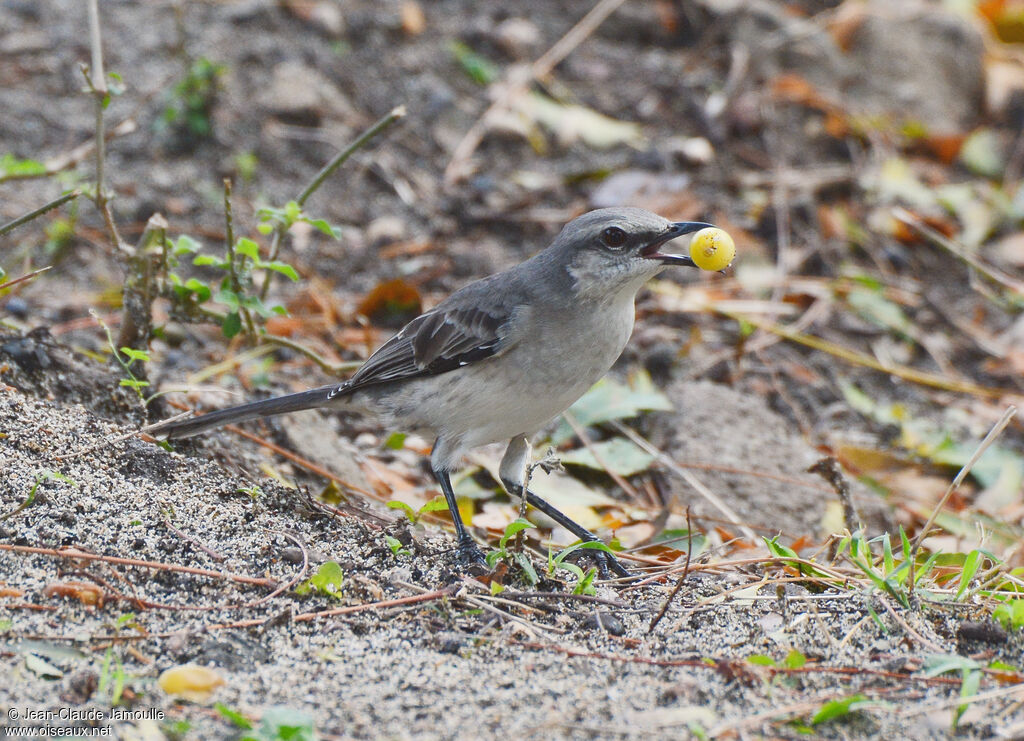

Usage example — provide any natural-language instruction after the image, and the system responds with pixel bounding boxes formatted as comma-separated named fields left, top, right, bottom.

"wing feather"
left=346, top=302, right=514, bottom=392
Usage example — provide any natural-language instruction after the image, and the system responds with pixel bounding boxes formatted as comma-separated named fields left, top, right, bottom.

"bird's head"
left=550, top=207, right=713, bottom=301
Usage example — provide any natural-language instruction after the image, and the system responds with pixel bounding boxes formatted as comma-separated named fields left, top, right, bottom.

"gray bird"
left=150, top=207, right=713, bottom=577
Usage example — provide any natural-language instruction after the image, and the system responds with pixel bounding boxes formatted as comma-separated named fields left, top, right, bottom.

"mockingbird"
left=150, top=207, right=713, bottom=577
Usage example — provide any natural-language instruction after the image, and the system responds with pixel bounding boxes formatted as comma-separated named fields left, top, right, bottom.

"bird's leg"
left=499, top=436, right=631, bottom=580
left=432, top=465, right=489, bottom=572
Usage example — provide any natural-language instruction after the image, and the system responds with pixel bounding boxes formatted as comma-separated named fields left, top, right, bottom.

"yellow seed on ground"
left=689, top=227, right=736, bottom=271
left=158, top=664, right=224, bottom=701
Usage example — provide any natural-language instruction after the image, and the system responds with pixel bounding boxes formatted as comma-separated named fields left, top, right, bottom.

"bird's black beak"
left=641, top=221, right=714, bottom=266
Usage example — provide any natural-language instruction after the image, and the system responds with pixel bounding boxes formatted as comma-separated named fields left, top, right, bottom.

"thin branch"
left=647, top=507, right=693, bottom=633
left=909, top=405, right=1017, bottom=593
left=83, top=0, right=125, bottom=252
left=0, top=266, right=53, bottom=293
left=260, top=334, right=362, bottom=376
left=260, top=105, right=406, bottom=300
left=728, top=311, right=1014, bottom=399
left=894, top=208, right=1024, bottom=298
left=0, top=191, right=81, bottom=237
left=0, top=544, right=277, bottom=588
left=609, top=420, right=759, bottom=543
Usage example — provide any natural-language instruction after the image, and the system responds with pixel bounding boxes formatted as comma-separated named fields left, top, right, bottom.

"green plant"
left=294, top=561, right=344, bottom=600
left=385, top=536, right=412, bottom=557
left=486, top=518, right=538, bottom=585
left=835, top=528, right=942, bottom=608
left=993, top=599, right=1024, bottom=631
left=216, top=702, right=254, bottom=731
left=547, top=541, right=615, bottom=595
left=923, top=655, right=982, bottom=729
left=161, top=57, right=225, bottom=141
left=240, top=706, right=315, bottom=741
left=2, top=471, right=74, bottom=521
left=97, top=646, right=126, bottom=705
left=386, top=495, right=450, bottom=525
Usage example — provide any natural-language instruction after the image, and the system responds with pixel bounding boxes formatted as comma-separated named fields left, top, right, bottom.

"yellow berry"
left=689, top=227, right=735, bottom=271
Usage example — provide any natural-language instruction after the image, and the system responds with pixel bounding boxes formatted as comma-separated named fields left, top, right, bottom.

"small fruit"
left=689, top=228, right=735, bottom=271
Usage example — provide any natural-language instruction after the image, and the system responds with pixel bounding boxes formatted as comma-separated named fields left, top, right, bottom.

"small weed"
left=993, top=599, right=1024, bottom=631
left=240, top=706, right=315, bottom=741
left=295, top=561, right=344, bottom=600
left=486, top=518, right=538, bottom=585
left=216, top=702, right=255, bottom=730
left=2, top=471, right=74, bottom=521
left=161, top=57, right=225, bottom=142
left=386, top=495, right=450, bottom=525
left=923, top=655, right=982, bottom=729
left=97, top=646, right=127, bottom=706
left=547, top=541, right=614, bottom=595
left=385, top=535, right=412, bottom=557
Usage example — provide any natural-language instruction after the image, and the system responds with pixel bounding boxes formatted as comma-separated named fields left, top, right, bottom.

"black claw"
left=591, top=549, right=631, bottom=579
left=456, top=539, right=490, bottom=574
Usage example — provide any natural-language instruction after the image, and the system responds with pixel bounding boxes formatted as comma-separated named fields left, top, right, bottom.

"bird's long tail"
left=147, top=382, right=350, bottom=440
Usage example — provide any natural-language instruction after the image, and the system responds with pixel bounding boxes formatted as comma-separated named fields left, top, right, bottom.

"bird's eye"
left=601, top=226, right=627, bottom=249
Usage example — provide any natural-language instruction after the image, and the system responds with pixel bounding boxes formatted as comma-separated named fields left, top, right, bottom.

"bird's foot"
left=455, top=538, right=490, bottom=575
left=592, top=549, right=632, bottom=580
left=564, top=541, right=632, bottom=580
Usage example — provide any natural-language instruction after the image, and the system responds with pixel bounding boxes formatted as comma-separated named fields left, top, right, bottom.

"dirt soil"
left=2, top=1, right=1024, bottom=739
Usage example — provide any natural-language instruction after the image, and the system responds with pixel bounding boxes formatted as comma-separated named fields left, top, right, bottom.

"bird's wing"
left=345, top=300, right=521, bottom=392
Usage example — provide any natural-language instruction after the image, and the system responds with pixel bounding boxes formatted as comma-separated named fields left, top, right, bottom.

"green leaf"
left=573, top=567, right=597, bottom=595
left=183, top=278, right=211, bottom=301
left=234, top=238, right=260, bottom=260
left=783, top=649, right=807, bottom=669
left=221, top=311, right=242, bottom=338
left=173, top=235, right=203, bottom=255
left=956, top=668, right=981, bottom=728
left=214, top=288, right=240, bottom=310
left=847, top=287, right=913, bottom=339
left=251, top=706, right=315, bottom=741
left=499, top=518, right=536, bottom=550
left=449, top=41, right=500, bottom=85
left=992, top=600, right=1024, bottom=631
left=956, top=550, right=983, bottom=601
left=0, top=153, right=47, bottom=177
left=193, top=253, right=224, bottom=267
left=215, top=703, right=254, bottom=730
left=119, top=347, right=150, bottom=364
left=306, top=218, right=342, bottom=239
left=560, top=437, right=656, bottom=476
left=386, top=500, right=417, bottom=524
left=294, top=561, right=344, bottom=600
left=260, top=260, right=300, bottom=281
left=811, top=694, right=868, bottom=725
left=384, top=432, right=407, bottom=450
left=417, top=495, right=450, bottom=516
left=240, top=294, right=278, bottom=318
left=746, top=655, right=777, bottom=667
left=923, top=654, right=980, bottom=677
left=513, top=551, right=538, bottom=585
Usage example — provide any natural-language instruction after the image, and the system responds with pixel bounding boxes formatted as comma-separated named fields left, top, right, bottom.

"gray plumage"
left=149, top=207, right=713, bottom=576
